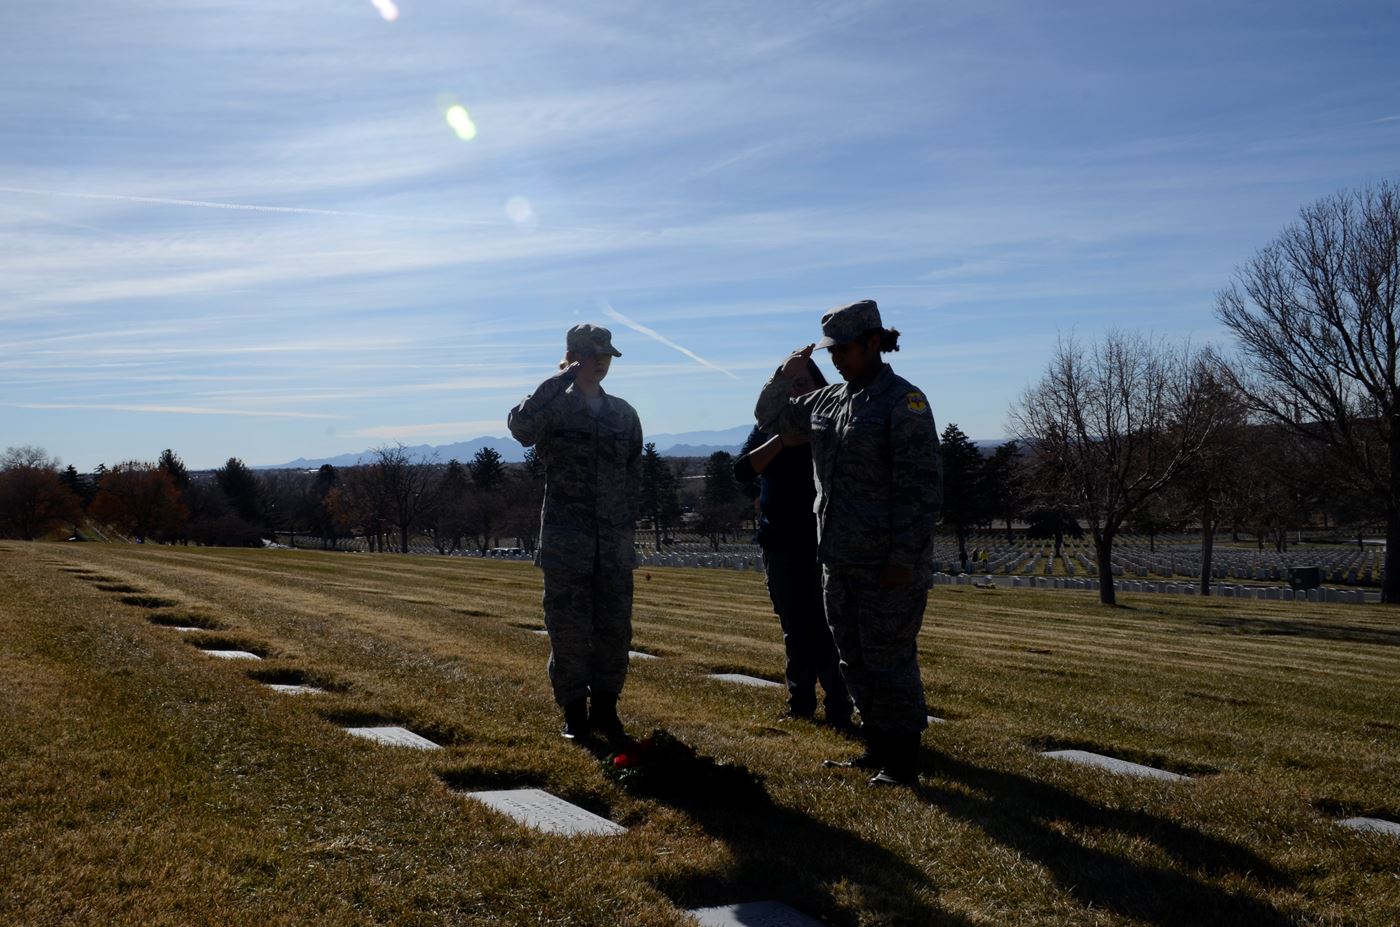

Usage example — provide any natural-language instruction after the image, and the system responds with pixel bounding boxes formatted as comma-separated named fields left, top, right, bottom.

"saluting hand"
left=780, top=344, right=815, bottom=379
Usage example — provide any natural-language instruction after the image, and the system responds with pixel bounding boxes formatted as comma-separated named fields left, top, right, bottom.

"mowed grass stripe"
left=6, top=543, right=1399, bottom=926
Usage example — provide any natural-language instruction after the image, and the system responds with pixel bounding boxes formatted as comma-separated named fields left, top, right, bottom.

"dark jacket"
left=733, top=426, right=819, bottom=557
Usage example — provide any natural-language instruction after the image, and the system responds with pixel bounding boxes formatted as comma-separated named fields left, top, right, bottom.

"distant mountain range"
left=258, top=425, right=757, bottom=469
left=258, top=425, right=1008, bottom=470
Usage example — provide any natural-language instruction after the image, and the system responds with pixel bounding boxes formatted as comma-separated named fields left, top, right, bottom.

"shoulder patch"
left=905, top=391, right=929, bottom=414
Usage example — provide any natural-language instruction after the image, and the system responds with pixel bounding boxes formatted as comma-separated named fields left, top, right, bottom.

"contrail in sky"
left=0, top=186, right=493, bottom=226
left=601, top=301, right=739, bottom=380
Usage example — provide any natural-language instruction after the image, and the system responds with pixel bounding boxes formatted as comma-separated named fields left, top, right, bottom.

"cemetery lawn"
left=1, top=543, right=1397, bottom=927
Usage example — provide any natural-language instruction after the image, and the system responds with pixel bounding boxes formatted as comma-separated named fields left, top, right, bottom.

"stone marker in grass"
left=532, top=629, right=549, bottom=636
left=1338, top=816, right=1400, bottom=837
left=708, top=673, right=782, bottom=688
left=201, top=649, right=262, bottom=661
left=266, top=684, right=327, bottom=695
left=629, top=650, right=658, bottom=660
left=344, top=726, right=441, bottom=750
left=686, top=901, right=825, bottom=926
left=927, top=715, right=947, bottom=724
left=171, top=626, right=203, bottom=633
left=464, top=788, right=624, bottom=836
left=1042, top=749, right=1188, bottom=782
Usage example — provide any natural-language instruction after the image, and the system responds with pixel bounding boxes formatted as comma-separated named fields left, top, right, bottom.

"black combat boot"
left=868, top=733, right=920, bottom=786
left=589, top=691, right=627, bottom=743
left=561, top=697, right=590, bottom=740
left=823, top=728, right=884, bottom=771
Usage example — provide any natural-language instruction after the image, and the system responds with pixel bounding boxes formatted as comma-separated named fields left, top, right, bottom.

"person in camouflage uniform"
left=507, top=324, right=643, bottom=743
left=754, top=299, right=942, bottom=785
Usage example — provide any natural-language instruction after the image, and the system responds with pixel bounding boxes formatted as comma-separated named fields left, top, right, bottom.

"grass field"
left=1, top=542, right=1397, bottom=926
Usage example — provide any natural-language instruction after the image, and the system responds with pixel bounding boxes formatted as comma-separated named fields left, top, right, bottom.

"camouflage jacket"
left=507, top=369, right=643, bottom=572
left=755, top=363, right=942, bottom=570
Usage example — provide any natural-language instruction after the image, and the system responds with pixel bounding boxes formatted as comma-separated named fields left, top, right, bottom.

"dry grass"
left=1, top=542, right=1397, bottom=926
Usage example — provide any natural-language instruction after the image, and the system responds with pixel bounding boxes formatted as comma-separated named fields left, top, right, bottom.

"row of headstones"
left=638, top=552, right=765, bottom=572
left=934, top=572, right=1382, bottom=604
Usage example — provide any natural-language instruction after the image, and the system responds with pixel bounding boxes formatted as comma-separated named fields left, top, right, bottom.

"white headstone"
left=266, top=684, right=327, bottom=695
left=1338, top=816, right=1400, bottom=837
left=629, top=650, right=659, bottom=660
left=1043, top=749, right=1188, bottom=782
left=927, top=715, right=947, bottom=724
left=532, top=629, right=549, bottom=636
left=201, top=649, right=261, bottom=661
left=170, top=626, right=203, bottom=632
left=345, top=726, right=441, bottom=750
left=708, top=673, right=783, bottom=688
left=465, top=788, right=625, bottom=836
left=687, top=902, right=825, bottom=927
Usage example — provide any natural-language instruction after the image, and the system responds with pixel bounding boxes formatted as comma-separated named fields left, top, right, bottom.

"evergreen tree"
left=939, top=423, right=989, bottom=570
left=639, top=443, right=680, bottom=551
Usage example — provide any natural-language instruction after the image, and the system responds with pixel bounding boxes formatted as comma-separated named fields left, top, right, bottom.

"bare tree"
left=0, top=446, right=83, bottom=541
left=1216, top=180, right=1400, bottom=601
left=1009, top=331, right=1219, bottom=605
left=367, top=445, right=440, bottom=554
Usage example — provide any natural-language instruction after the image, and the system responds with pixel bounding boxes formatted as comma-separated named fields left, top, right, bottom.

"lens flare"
left=371, top=0, right=399, bottom=21
left=505, top=196, right=537, bottom=232
left=445, top=105, right=477, bottom=141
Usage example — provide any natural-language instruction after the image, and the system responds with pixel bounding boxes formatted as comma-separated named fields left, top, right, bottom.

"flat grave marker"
left=201, top=649, right=262, bottom=661
left=344, top=726, right=441, bottom=750
left=629, top=650, right=658, bottom=661
left=1042, top=749, right=1189, bottom=782
left=708, top=673, right=782, bottom=688
left=170, top=626, right=203, bottom=633
left=927, top=715, right=947, bottom=724
left=1338, top=816, right=1400, bottom=838
left=266, top=684, right=327, bottom=695
left=463, top=788, right=625, bottom=836
left=687, top=901, right=826, bottom=927
left=531, top=629, right=549, bottom=636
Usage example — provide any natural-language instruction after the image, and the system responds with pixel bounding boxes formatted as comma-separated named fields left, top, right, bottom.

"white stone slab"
left=266, top=683, right=327, bottom=695
left=629, top=650, right=659, bottom=660
left=344, top=726, right=441, bottom=750
left=201, top=649, right=261, bottom=661
left=1043, top=749, right=1188, bottom=782
left=1338, top=816, right=1400, bottom=837
left=687, top=901, right=826, bottom=926
left=170, top=626, right=203, bottom=632
left=464, top=788, right=625, bottom=836
left=531, top=628, right=550, bottom=636
left=709, top=673, right=782, bottom=688
left=927, top=715, right=947, bottom=724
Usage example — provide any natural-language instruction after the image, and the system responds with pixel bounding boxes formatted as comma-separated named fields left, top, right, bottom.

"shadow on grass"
left=917, top=747, right=1293, bottom=926
left=1191, top=614, right=1400, bottom=647
left=636, top=757, right=975, bottom=925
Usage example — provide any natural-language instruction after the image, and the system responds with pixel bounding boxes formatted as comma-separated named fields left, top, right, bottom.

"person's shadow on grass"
left=914, top=747, right=1295, bottom=927
left=636, top=770, right=976, bottom=927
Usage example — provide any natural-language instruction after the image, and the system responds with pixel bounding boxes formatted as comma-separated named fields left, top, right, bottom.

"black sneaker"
left=561, top=698, right=590, bottom=740
left=589, top=691, right=627, bottom=743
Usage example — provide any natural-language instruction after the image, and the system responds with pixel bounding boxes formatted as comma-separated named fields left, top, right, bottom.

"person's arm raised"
left=506, top=363, right=578, bottom=447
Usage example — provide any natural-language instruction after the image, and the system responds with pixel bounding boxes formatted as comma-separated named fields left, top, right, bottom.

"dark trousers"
left=764, top=550, right=851, bottom=719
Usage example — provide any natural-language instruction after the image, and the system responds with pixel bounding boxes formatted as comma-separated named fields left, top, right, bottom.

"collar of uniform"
left=564, top=381, right=608, bottom=412
left=843, top=362, right=895, bottom=401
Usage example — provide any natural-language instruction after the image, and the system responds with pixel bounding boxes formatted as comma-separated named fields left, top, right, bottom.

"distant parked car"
left=487, top=547, right=527, bottom=557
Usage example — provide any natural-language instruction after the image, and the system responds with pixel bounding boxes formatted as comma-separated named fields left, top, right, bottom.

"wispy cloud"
left=6, top=402, right=341, bottom=420
left=350, top=420, right=504, bottom=439
left=601, top=301, right=739, bottom=380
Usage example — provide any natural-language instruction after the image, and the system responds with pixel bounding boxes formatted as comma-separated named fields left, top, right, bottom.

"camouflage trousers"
left=541, top=565, right=634, bottom=705
left=821, top=565, right=930, bottom=737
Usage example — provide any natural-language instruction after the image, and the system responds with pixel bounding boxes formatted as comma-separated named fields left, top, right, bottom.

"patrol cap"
left=814, top=299, right=882, bottom=349
left=566, top=323, right=622, bottom=358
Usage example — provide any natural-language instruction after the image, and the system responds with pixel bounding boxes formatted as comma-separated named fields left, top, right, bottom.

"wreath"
left=603, top=729, right=765, bottom=803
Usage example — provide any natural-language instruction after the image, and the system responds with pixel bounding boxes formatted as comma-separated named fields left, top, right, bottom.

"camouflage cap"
left=814, top=299, right=882, bottom=349
left=566, top=323, right=622, bottom=358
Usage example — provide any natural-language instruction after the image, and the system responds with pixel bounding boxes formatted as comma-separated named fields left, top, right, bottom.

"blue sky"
left=3, top=0, right=1398, bottom=470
